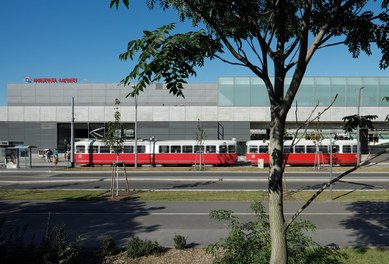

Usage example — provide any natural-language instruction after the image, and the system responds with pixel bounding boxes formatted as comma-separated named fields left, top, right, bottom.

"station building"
left=1, top=76, right=388, bottom=154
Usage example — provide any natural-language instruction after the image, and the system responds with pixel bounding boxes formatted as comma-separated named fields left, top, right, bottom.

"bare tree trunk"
left=269, top=115, right=288, bottom=264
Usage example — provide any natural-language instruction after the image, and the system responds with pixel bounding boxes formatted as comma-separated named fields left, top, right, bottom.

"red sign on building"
left=30, top=78, right=78, bottom=83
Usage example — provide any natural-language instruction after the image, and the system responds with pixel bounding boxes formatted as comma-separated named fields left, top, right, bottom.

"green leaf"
left=342, top=114, right=378, bottom=133
left=119, top=22, right=222, bottom=97
left=109, top=0, right=129, bottom=9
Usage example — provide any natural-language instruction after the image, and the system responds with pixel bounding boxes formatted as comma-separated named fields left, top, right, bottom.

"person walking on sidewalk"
left=53, top=148, right=59, bottom=167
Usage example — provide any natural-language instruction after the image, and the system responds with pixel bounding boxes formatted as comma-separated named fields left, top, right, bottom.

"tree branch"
left=213, top=54, right=248, bottom=67
left=318, top=40, right=347, bottom=49
left=281, top=94, right=338, bottom=174
left=180, top=0, right=266, bottom=79
left=248, top=37, right=265, bottom=68
left=286, top=148, right=387, bottom=228
left=285, top=74, right=383, bottom=227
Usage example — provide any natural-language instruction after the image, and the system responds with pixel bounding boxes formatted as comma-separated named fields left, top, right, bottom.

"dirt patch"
left=100, top=191, right=137, bottom=201
left=102, top=248, right=214, bottom=264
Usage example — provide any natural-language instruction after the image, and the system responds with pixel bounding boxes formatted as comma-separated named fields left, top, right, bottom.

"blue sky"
left=0, top=0, right=387, bottom=106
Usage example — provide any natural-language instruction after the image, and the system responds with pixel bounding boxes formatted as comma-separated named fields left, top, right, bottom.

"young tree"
left=104, top=98, right=127, bottom=196
left=104, top=98, right=124, bottom=161
left=109, top=1, right=389, bottom=263
left=194, top=118, right=207, bottom=170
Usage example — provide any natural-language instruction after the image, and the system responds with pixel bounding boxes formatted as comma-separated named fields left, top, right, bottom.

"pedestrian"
left=53, top=148, right=59, bottom=167
left=46, top=149, right=53, bottom=162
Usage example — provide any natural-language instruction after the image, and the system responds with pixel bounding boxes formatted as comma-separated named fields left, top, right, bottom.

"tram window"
left=112, top=146, right=123, bottom=153
left=249, top=146, right=258, bottom=153
left=318, top=146, right=328, bottom=153
left=194, top=145, right=205, bottom=153
left=369, top=134, right=379, bottom=143
left=206, top=145, right=216, bottom=153
left=332, top=145, right=339, bottom=153
left=76, top=146, right=85, bottom=153
left=137, top=146, right=146, bottom=154
left=306, top=146, right=316, bottom=153
left=259, top=146, right=268, bottom=153
left=283, top=145, right=292, bottom=153
left=343, top=145, right=352, bottom=153
left=123, top=146, right=134, bottom=153
left=100, top=146, right=110, bottom=153
left=352, top=145, right=357, bottom=153
left=228, top=145, right=236, bottom=153
left=183, top=145, right=193, bottom=153
left=171, top=145, right=181, bottom=153
left=294, top=146, right=305, bottom=153
left=219, top=145, right=227, bottom=153
left=159, top=145, right=170, bottom=153
left=88, top=146, right=98, bottom=153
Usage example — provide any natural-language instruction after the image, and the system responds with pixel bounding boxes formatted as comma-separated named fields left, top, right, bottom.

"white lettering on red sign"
left=32, top=78, right=78, bottom=83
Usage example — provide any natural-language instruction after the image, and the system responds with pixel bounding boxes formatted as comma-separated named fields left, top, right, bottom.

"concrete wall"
left=1, top=105, right=387, bottom=123
left=7, top=83, right=218, bottom=107
left=0, top=121, right=57, bottom=149
left=138, top=121, right=249, bottom=141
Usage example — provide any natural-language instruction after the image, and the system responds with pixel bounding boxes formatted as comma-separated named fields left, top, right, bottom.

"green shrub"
left=206, top=200, right=345, bottom=264
left=0, top=215, right=80, bottom=264
left=173, top=234, right=187, bottom=249
left=126, top=236, right=163, bottom=258
left=0, top=220, right=38, bottom=264
left=100, top=235, right=117, bottom=256
left=40, top=214, right=81, bottom=264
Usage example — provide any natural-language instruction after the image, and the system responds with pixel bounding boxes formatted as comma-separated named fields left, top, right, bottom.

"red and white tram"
left=74, top=139, right=238, bottom=166
left=246, top=139, right=358, bottom=166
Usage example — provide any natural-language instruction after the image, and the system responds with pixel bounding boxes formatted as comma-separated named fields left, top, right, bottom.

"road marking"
left=0, top=177, right=387, bottom=184
left=1, top=212, right=388, bottom=216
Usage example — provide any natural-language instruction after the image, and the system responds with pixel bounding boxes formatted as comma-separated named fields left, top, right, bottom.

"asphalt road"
left=0, top=200, right=387, bottom=248
left=0, top=170, right=387, bottom=191
left=0, top=166, right=387, bottom=249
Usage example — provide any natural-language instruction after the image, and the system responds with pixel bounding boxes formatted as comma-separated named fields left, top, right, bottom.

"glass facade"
left=57, top=122, right=135, bottom=151
left=218, top=76, right=389, bottom=107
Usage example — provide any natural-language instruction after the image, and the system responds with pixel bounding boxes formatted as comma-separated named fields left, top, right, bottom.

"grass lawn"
left=0, top=189, right=387, bottom=202
left=342, top=248, right=389, bottom=264
left=131, top=190, right=389, bottom=202
left=0, top=189, right=107, bottom=200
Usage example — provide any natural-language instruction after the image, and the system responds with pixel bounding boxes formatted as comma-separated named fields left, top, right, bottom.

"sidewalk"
left=0, top=157, right=70, bottom=171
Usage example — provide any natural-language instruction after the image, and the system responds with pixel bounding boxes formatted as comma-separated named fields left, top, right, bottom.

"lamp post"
left=357, top=86, right=364, bottom=166
left=70, top=97, right=75, bottom=168
left=133, top=87, right=138, bottom=169
left=329, top=136, right=333, bottom=200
